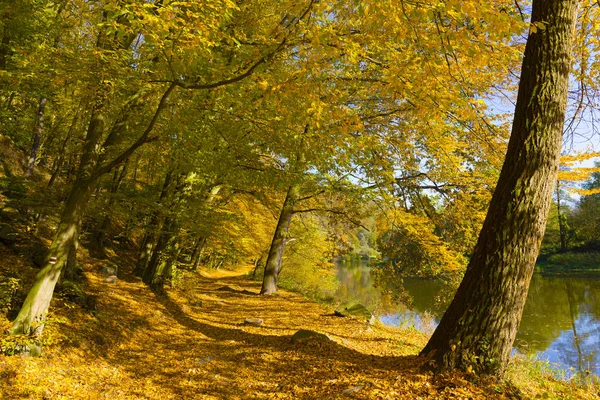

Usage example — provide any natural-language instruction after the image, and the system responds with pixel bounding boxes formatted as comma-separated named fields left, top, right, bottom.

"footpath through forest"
left=1, top=251, right=597, bottom=399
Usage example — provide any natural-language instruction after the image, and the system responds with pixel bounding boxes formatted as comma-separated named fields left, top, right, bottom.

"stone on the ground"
left=191, top=300, right=203, bottom=307
left=194, top=356, right=214, bottom=366
left=290, top=329, right=330, bottom=344
left=342, top=386, right=364, bottom=396
left=99, top=264, right=118, bottom=276
left=26, top=343, right=43, bottom=357
left=243, top=318, right=264, bottom=326
left=104, top=275, right=118, bottom=284
left=334, top=300, right=372, bottom=321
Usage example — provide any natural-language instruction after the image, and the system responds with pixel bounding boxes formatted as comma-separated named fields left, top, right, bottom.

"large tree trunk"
left=10, top=182, right=94, bottom=335
left=10, top=112, right=106, bottom=336
left=260, top=184, right=300, bottom=295
left=62, top=212, right=83, bottom=282
left=420, top=0, right=578, bottom=377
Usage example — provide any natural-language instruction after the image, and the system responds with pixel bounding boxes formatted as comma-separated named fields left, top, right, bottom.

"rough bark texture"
left=260, top=184, right=300, bottom=295
left=11, top=182, right=94, bottom=335
left=420, top=0, right=579, bottom=377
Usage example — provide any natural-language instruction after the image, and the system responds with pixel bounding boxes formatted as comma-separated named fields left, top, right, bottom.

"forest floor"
left=1, top=248, right=599, bottom=399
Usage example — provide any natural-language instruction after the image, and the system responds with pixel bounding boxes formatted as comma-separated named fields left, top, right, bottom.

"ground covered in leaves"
left=1, top=251, right=598, bottom=399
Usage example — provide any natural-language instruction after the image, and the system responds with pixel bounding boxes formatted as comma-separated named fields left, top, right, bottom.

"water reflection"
left=334, top=260, right=600, bottom=377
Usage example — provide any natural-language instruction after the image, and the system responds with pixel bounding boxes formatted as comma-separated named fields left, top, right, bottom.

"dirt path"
left=0, top=264, right=539, bottom=399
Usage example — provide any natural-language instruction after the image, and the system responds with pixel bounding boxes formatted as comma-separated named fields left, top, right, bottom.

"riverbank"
left=1, top=255, right=598, bottom=399
left=537, top=251, right=600, bottom=273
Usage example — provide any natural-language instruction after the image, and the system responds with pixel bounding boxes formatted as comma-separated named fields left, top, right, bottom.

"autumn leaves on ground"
left=0, top=248, right=593, bottom=400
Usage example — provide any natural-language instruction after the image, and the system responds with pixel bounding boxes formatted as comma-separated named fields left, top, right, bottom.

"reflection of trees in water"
left=335, top=259, right=449, bottom=317
left=515, top=276, right=600, bottom=377
left=335, top=259, right=407, bottom=315
left=336, top=260, right=600, bottom=376
left=565, top=281, right=584, bottom=374
left=515, top=276, right=572, bottom=353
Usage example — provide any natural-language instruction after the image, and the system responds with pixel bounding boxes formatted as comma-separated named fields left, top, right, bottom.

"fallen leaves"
left=1, top=261, right=597, bottom=399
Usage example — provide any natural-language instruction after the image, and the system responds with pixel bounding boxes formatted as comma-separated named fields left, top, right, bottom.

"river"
left=335, top=259, right=600, bottom=379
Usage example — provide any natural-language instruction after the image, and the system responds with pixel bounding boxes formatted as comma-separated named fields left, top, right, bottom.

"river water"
left=335, top=260, right=600, bottom=378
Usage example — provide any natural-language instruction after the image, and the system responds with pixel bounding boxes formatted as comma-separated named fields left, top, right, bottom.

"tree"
left=420, top=0, right=580, bottom=377
left=10, top=0, right=315, bottom=336
left=571, top=162, right=600, bottom=244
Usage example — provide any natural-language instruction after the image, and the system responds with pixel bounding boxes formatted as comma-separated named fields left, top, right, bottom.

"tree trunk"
left=96, top=158, right=129, bottom=245
left=10, top=111, right=106, bottom=336
left=62, top=212, right=83, bottom=282
left=27, top=97, right=47, bottom=176
left=143, top=217, right=177, bottom=289
left=0, top=30, right=10, bottom=70
left=260, top=184, right=300, bottom=295
left=10, top=182, right=94, bottom=335
left=49, top=106, right=80, bottom=187
left=189, top=184, right=221, bottom=269
left=556, top=181, right=568, bottom=252
left=190, top=236, right=206, bottom=268
left=420, top=0, right=578, bottom=377
left=134, top=170, right=174, bottom=277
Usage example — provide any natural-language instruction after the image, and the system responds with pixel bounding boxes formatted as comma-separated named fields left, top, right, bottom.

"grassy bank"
left=537, top=251, right=600, bottom=273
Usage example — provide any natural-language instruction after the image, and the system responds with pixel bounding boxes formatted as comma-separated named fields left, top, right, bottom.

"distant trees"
left=571, top=165, right=600, bottom=246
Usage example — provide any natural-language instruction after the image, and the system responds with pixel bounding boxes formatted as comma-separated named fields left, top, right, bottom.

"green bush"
left=0, top=277, right=20, bottom=314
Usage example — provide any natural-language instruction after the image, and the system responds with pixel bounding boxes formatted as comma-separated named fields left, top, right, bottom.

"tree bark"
left=10, top=180, right=95, bottom=335
left=260, top=184, right=300, bottom=295
left=420, top=0, right=579, bottom=377
left=27, top=97, right=47, bottom=176
left=62, top=212, right=83, bottom=282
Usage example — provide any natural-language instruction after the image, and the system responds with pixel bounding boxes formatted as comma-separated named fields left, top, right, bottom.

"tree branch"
left=293, top=208, right=369, bottom=230
left=88, top=82, right=177, bottom=182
